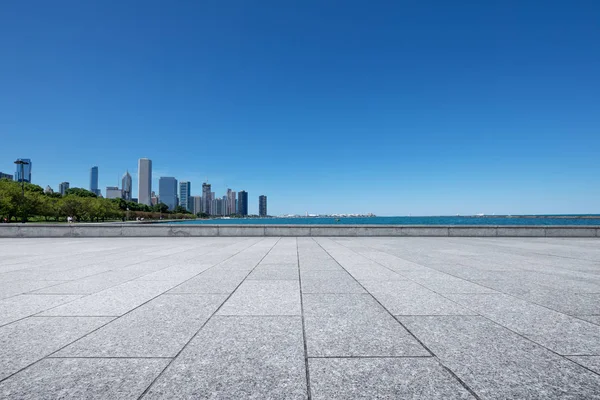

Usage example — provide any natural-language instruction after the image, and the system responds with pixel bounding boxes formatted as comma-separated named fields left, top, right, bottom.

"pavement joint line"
left=296, top=238, right=313, bottom=400
left=308, top=355, right=434, bottom=359
left=318, top=237, right=483, bottom=400
left=0, top=238, right=267, bottom=384
left=340, top=237, right=600, bottom=379
left=47, top=356, right=174, bottom=359
left=136, top=237, right=282, bottom=400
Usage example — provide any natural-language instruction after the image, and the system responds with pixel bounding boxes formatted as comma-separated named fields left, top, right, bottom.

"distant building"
left=202, top=183, right=212, bottom=214
left=59, top=182, right=70, bottom=196
left=259, top=195, right=267, bottom=217
left=90, top=166, right=99, bottom=196
left=238, top=190, right=248, bottom=216
left=138, top=158, right=152, bottom=206
left=179, top=181, right=191, bottom=212
left=191, top=196, right=203, bottom=215
left=44, top=185, right=54, bottom=194
left=222, top=196, right=228, bottom=216
left=106, top=186, right=122, bottom=199
left=122, top=171, right=132, bottom=201
left=0, top=172, right=13, bottom=180
left=159, top=177, right=178, bottom=211
left=227, top=189, right=236, bottom=215
left=15, top=159, right=32, bottom=183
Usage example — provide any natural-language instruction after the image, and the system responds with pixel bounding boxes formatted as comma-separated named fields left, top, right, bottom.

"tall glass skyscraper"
left=259, top=195, right=267, bottom=217
left=238, top=190, right=248, bottom=216
left=179, top=181, right=191, bottom=211
left=90, top=166, right=99, bottom=195
left=202, top=183, right=212, bottom=214
left=159, top=177, right=178, bottom=211
left=122, top=171, right=132, bottom=201
left=15, top=159, right=32, bottom=182
left=138, top=158, right=152, bottom=206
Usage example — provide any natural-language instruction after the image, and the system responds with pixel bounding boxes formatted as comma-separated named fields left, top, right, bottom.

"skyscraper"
left=227, top=189, right=236, bottom=215
left=15, top=159, right=32, bottom=182
left=238, top=190, right=248, bottom=216
left=90, top=166, right=99, bottom=195
left=159, top=177, right=178, bottom=211
left=202, top=183, right=212, bottom=214
left=106, top=186, right=122, bottom=199
left=138, top=158, right=152, bottom=206
left=122, top=171, right=132, bottom=201
left=179, top=181, right=191, bottom=212
left=259, top=195, right=267, bottom=217
left=191, top=196, right=202, bottom=215
left=0, top=172, right=13, bottom=180
left=59, top=182, right=70, bottom=196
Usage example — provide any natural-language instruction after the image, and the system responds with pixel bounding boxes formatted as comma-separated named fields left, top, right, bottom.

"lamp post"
left=14, top=159, right=30, bottom=223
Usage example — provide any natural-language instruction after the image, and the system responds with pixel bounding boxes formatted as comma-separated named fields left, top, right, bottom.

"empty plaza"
left=1, top=236, right=600, bottom=399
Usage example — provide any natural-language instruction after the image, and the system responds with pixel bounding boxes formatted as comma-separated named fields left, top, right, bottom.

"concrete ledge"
left=0, top=224, right=599, bottom=237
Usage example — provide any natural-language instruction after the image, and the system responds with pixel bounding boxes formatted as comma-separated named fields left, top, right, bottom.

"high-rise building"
left=191, top=196, right=203, bottom=215
left=227, top=189, right=236, bottom=215
left=202, top=183, right=212, bottom=214
left=179, top=181, right=191, bottom=212
left=59, top=182, right=70, bottom=196
left=259, top=195, right=267, bottom=217
left=122, top=171, right=132, bottom=201
left=159, top=177, right=178, bottom=211
left=90, top=166, right=99, bottom=195
left=151, top=190, right=159, bottom=206
left=15, top=159, right=32, bottom=182
left=0, top=172, right=13, bottom=180
left=238, top=190, right=248, bottom=216
left=106, top=186, right=122, bottom=199
left=138, top=158, right=152, bottom=206
left=44, top=185, right=54, bottom=194
left=222, top=196, right=228, bottom=216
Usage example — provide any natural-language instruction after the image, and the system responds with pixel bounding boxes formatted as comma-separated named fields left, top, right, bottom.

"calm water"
left=166, top=216, right=600, bottom=226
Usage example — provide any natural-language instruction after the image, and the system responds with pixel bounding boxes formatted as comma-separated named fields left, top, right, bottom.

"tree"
left=152, top=203, right=169, bottom=213
left=65, top=187, right=97, bottom=198
left=174, top=205, right=190, bottom=214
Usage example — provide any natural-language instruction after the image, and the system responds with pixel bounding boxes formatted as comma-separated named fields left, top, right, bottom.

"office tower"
left=44, top=186, right=54, bottom=194
left=59, top=182, right=70, bottom=196
left=222, top=196, right=228, bottom=216
left=202, top=183, right=212, bottom=214
left=227, top=189, right=236, bottom=215
left=122, top=171, right=132, bottom=201
left=0, top=172, right=13, bottom=180
left=90, top=166, right=99, bottom=195
left=15, top=159, right=32, bottom=182
left=238, top=190, right=248, bottom=216
left=191, top=196, right=202, bottom=215
left=106, top=186, right=122, bottom=199
left=179, top=181, right=191, bottom=212
left=138, top=158, right=152, bottom=206
left=259, top=195, right=267, bottom=217
left=159, top=177, right=178, bottom=211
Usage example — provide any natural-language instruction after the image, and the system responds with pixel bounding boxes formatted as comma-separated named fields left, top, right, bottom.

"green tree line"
left=0, top=179, right=196, bottom=223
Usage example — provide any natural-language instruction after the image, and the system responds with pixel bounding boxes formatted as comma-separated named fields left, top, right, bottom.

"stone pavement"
left=1, top=236, right=599, bottom=399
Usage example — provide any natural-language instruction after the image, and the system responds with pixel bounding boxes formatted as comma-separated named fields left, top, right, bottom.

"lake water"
left=166, top=216, right=600, bottom=226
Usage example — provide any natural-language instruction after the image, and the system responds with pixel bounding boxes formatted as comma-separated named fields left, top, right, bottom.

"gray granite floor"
left=1, top=237, right=600, bottom=399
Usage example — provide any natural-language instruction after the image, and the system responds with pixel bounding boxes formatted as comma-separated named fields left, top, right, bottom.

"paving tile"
left=218, top=280, right=301, bottom=315
left=0, top=316, right=113, bottom=380
left=247, top=265, right=299, bottom=280
left=303, top=294, right=428, bottom=357
left=300, top=270, right=366, bottom=293
left=567, top=356, right=600, bottom=374
left=0, top=280, right=66, bottom=300
left=400, top=316, right=600, bottom=399
left=361, top=280, right=476, bottom=315
left=448, top=293, right=600, bottom=355
left=54, top=294, right=226, bottom=357
left=0, top=294, right=82, bottom=326
left=33, top=270, right=144, bottom=294
left=401, top=271, right=496, bottom=293
left=38, top=281, right=176, bottom=316
left=0, top=358, right=168, bottom=399
left=144, top=316, right=307, bottom=399
left=309, top=358, right=474, bottom=399
left=578, top=315, right=600, bottom=325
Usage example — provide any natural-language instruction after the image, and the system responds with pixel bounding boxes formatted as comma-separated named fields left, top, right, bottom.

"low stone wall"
left=0, top=224, right=599, bottom=237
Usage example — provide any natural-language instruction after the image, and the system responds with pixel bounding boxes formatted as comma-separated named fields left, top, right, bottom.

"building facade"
left=138, top=158, right=152, bottom=206
left=0, top=172, right=13, bottom=180
left=238, top=190, right=248, bottom=216
left=179, top=181, right=191, bottom=212
left=15, top=159, right=32, bottom=183
left=259, top=195, right=267, bottom=217
left=106, top=186, right=122, bottom=199
left=227, top=189, right=236, bottom=215
left=122, top=171, right=132, bottom=201
left=202, top=183, right=212, bottom=214
left=59, top=182, right=70, bottom=196
left=191, top=196, right=203, bottom=215
left=90, top=166, right=99, bottom=195
left=159, top=177, right=178, bottom=211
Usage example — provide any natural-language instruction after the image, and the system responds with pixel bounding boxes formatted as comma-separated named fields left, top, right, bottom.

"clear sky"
left=2, top=0, right=599, bottom=215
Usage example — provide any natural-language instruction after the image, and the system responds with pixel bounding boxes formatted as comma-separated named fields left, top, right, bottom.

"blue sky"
left=1, top=0, right=599, bottom=215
